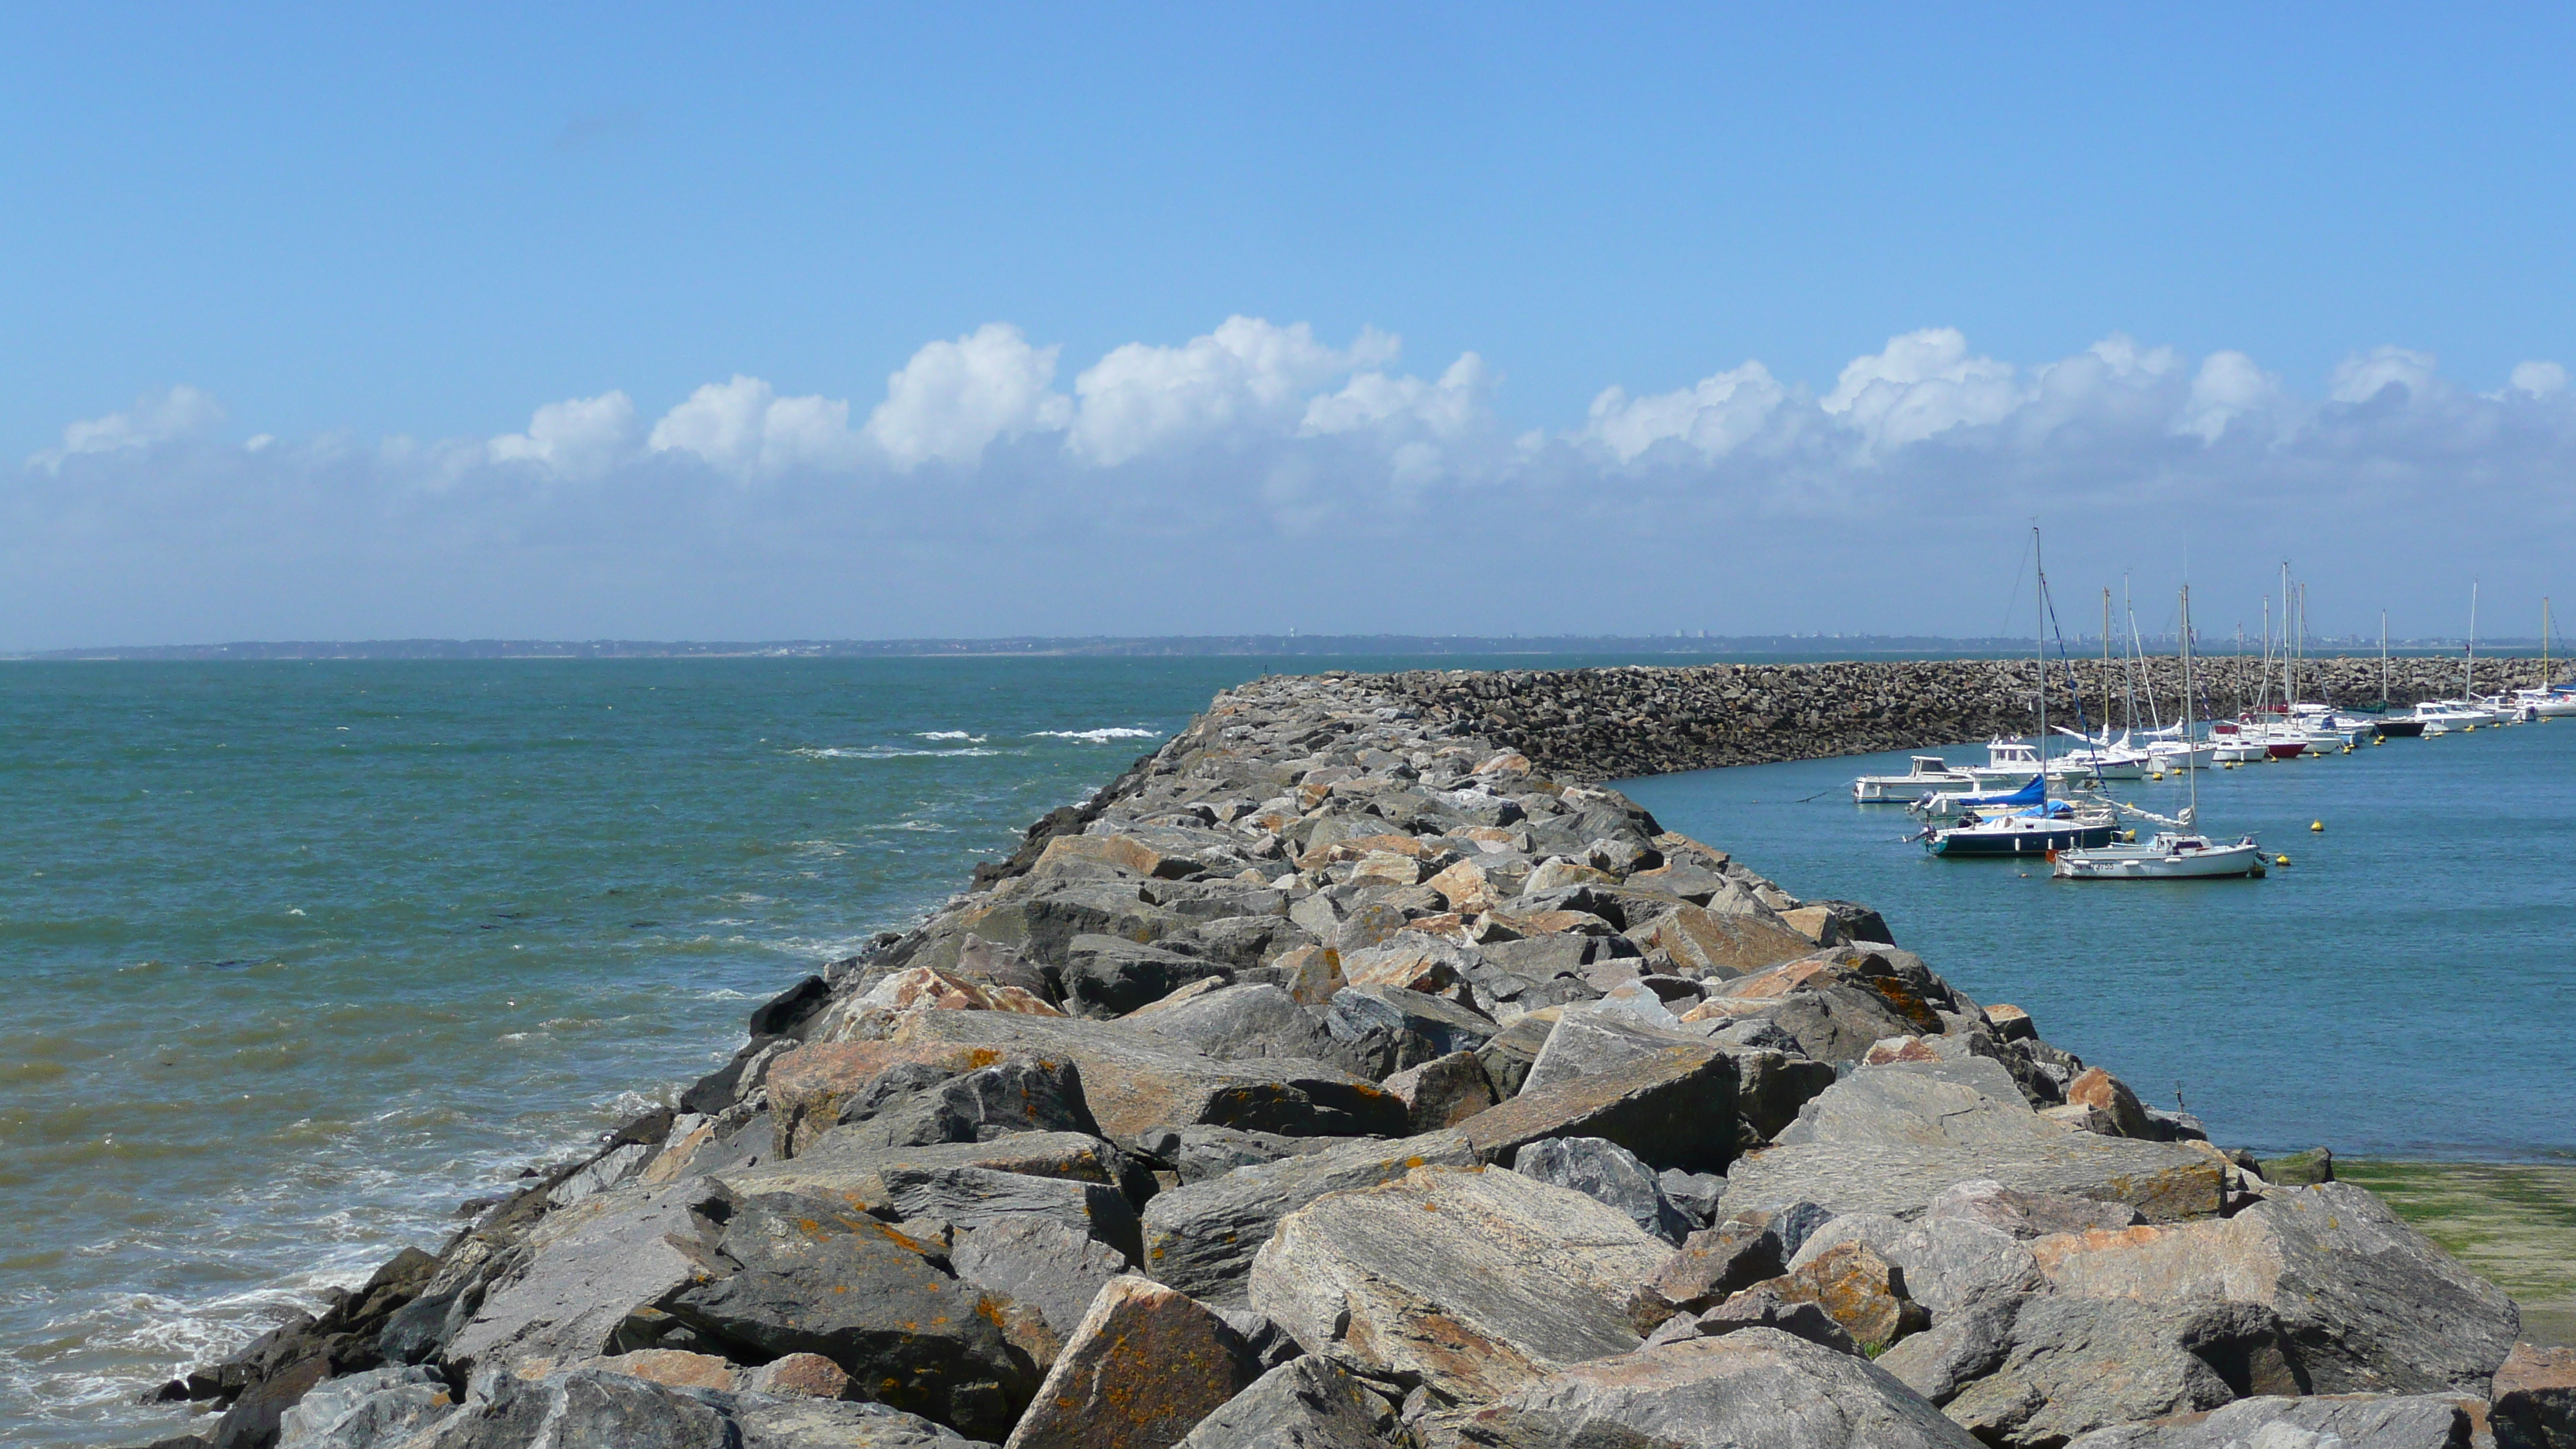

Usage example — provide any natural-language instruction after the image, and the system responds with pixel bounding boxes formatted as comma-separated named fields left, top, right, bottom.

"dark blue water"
left=1621, top=728, right=2576, bottom=1162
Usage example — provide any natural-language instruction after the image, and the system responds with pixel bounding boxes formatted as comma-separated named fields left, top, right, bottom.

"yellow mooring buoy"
left=2274, top=854, right=2292, bottom=865
left=2311, top=820, right=2324, bottom=832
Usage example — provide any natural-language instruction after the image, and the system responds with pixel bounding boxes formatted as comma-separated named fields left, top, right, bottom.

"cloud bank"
left=11, top=320, right=2576, bottom=649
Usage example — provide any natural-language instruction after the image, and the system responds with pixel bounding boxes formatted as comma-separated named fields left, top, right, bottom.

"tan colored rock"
left=1778, top=905, right=1843, bottom=945
left=1271, top=945, right=1345, bottom=1005
left=1525, top=859, right=1622, bottom=893
left=1340, top=936, right=1464, bottom=993
left=1985, top=1002, right=2036, bottom=1040
left=1426, top=858, right=1499, bottom=914
left=738, top=1351, right=856, bottom=1399
left=1037, top=832, right=1201, bottom=879
left=1349, top=850, right=1426, bottom=887
left=2064, top=1067, right=2155, bottom=1139
left=1766, top=1242, right=1927, bottom=1351
left=1003, top=1276, right=1259, bottom=1449
left=858, top=965, right=1064, bottom=1018
left=585, top=1348, right=735, bottom=1391
left=1636, top=906, right=1825, bottom=980
left=2492, top=1341, right=2576, bottom=1449
left=1475, top=751, right=1533, bottom=776
left=1487, top=908, right=1621, bottom=938
left=766, top=1041, right=1039, bottom=1156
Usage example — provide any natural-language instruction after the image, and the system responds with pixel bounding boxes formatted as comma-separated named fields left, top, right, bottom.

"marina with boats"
left=1869, top=538, right=2575, bottom=874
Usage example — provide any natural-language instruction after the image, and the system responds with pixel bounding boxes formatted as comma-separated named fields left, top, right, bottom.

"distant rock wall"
left=1387, top=655, right=2555, bottom=781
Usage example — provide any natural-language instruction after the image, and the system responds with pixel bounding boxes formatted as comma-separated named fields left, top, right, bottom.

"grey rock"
left=1513, top=1136, right=1694, bottom=1244
left=1214, top=1309, right=1305, bottom=1374
left=1173, top=1355, right=1406, bottom=1449
left=1789, top=1213, right=2041, bottom=1316
left=1451, top=1036, right=1738, bottom=1177
left=868, top=1163, right=1143, bottom=1267
left=883, top=1012, right=1407, bottom=1142
left=830, top=1057, right=1100, bottom=1150
left=445, top=1183, right=706, bottom=1377
left=1644, top=1219, right=1788, bottom=1318
left=1694, top=1286, right=1857, bottom=1355
left=1126, top=984, right=1348, bottom=1067
left=1924, top=1177, right=2145, bottom=1238
left=2029, top=1180, right=2521, bottom=1396
left=2064, top=1392, right=2472, bottom=1449
left=1471, top=1011, right=1558, bottom=1098
left=276, top=1366, right=454, bottom=1449
left=1057, top=934, right=1232, bottom=1017
left=654, top=1190, right=1031, bottom=1439
left=1156, top=1124, right=1340, bottom=1185
left=1757, top=984, right=1930, bottom=1067
left=1728, top=1058, right=2224, bottom=1222
left=409, top=1368, right=731, bottom=1449
left=1873, top=1296, right=2023, bottom=1405
left=1323, top=986, right=1500, bottom=1077
left=1941, top=1297, right=2301, bottom=1448
left=1457, top=1329, right=1979, bottom=1448
left=1382, top=1050, right=1499, bottom=1131
left=1726, top=1046, right=1840, bottom=1144
left=1519, top=1002, right=1700, bottom=1095
left=731, top=1391, right=1000, bottom=1447
left=1708, top=1016, right=1802, bottom=1053
left=1656, top=1169, right=1726, bottom=1226
left=949, top=1218, right=1129, bottom=1340
left=1139, top=1131, right=1480, bottom=1304
left=1248, top=1165, right=1670, bottom=1403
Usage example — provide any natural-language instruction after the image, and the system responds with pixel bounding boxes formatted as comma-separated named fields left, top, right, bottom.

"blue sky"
left=6, top=5, right=2574, bottom=648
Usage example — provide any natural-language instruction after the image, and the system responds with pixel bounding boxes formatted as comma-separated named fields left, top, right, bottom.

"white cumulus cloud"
left=2329, top=345, right=2440, bottom=404
left=1581, top=361, right=1789, bottom=463
left=1067, top=317, right=1398, bottom=466
left=29, top=385, right=225, bottom=471
left=1300, top=353, right=1492, bottom=439
left=1821, top=327, right=2023, bottom=452
left=488, top=391, right=639, bottom=478
left=865, top=323, right=1073, bottom=471
left=2509, top=360, right=2569, bottom=396
left=647, top=375, right=865, bottom=477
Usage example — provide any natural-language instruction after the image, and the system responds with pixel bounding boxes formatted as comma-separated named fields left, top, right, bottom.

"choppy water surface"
left=7, top=658, right=2571, bottom=1443
left=1622, top=727, right=2576, bottom=1161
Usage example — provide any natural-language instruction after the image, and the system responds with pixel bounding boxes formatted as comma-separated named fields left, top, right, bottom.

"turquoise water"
left=5, top=659, right=2571, bottom=1444
left=1622, top=728, right=2576, bottom=1162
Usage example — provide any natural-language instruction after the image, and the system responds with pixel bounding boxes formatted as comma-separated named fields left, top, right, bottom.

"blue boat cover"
left=1959, top=775, right=2047, bottom=808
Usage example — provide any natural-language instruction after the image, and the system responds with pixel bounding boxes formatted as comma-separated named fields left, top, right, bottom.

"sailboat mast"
left=2547, top=598, right=2555, bottom=688
left=2380, top=610, right=2389, bottom=707
left=2181, top=585, right=2198, bottom=824
left=2467, top=581, right=2478, bottom=699
left=2032, top=528, right=2048, bottom=794
left=2102, top=588, right=2115, bottom=743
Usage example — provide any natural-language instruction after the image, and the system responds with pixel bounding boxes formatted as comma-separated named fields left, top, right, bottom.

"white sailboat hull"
left=2052, top=835, right=2267, bottom=880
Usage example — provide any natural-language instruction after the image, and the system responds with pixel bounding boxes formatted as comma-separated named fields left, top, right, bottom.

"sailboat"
left=2054, top=584, right=2267, bottom=880
left=2373, top=609, right=2428, bottom=737
left=1923, top=530, right=2119, bottom=857
left=2515, top=598, right=2576, bottom=718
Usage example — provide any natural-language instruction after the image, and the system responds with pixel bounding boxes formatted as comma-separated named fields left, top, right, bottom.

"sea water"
left=5, top=659, right=2570, bottom=1444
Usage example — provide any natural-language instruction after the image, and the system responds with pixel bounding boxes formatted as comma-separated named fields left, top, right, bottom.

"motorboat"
left=2143, top=738, right=2215, bottom=772
left=1958, top=738, right=2048, bottom=789
left=1852, top=755, right=1979, bottom=803
left=2514, top=685, right=2576, bottom=719
left=1912, top=772, right=2048, bottom=820
left=2206, top=722, right=2271, bottom=764
left=1920, top=799, right=2121, bottom=857
left=2052, top=830, right=2267, bottom=879
left=2410, top=701, right=2490, bottom=735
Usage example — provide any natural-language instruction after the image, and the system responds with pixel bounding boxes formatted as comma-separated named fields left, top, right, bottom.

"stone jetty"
left=138, top=668, right=2569, bottom=1449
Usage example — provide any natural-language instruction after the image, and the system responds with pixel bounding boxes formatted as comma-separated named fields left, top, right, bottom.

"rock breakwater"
left=135, top=668, right=2559, bottom=1449
left=1389, top=655, right=2557, bottom=780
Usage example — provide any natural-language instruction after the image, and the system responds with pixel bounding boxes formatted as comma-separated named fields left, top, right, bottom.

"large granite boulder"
left=1140, top=1132, right=1482, bottom=1304
left=406, top=1365, right=989, bottom=1448
left=1512, top=1136, right=1694, bottom=1245
left=1724, top=1057, right=2222, bottom=1221
left=2026, top=1181, right=2520, bottom=1396
left=1937, top=1297, right=2301, bottom=1448
left=1247, top=1165, right=1670, bottom=1404
left=1446, top=1329, right=1979, bottom=1447
left=2064, top=1392, right=2477, bottom=1448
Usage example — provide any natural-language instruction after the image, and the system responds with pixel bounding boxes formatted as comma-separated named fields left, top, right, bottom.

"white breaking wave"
left=788, top=745, right=1009, bottom=760
left=1026, top=727, right=1162, bottom=743
left=912, top=731, right=988, bottom=742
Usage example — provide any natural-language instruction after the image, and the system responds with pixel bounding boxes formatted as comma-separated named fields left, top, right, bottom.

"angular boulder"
left=1002, top=1276, right=1259, bottom=1449
left=949, top=1217, right=1129, bottom=1341
left=1140, top=1132, right=1481, bottom=1304
left=1939, top=1297, right=2302, bottom=1448
left=1382, top=1050, right=1498, bottom=1132
left=1512, top=1136, right=1693, bottom=1244
left=1171, top=1354, right=1402, bottom=1449
left=2027, top=1182, right=2520, bottom=1396
left=1247, top=1165, right=1670, bottom=1403
left=1451, top=1329, right=1978, bottom=1447
left=2062, top=1392, right=2476, bottom=1448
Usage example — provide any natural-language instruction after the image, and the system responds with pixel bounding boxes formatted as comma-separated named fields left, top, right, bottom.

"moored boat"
left=1852, top=755, right=1979, bottom=803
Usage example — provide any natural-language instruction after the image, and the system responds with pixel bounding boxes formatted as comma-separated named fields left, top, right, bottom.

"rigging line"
left=2038, top=569, right=2095, bottom=738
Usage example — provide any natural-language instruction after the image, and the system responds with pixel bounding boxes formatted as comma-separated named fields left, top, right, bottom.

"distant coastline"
left=3, top=631, right=2549, bottom=663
